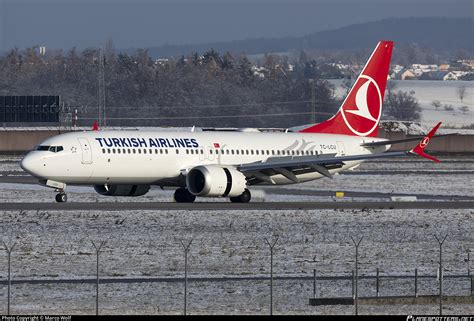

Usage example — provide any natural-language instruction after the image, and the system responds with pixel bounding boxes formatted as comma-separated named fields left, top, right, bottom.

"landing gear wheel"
left=174, top=188, right=196, bottom=203
left=230, top=189, right=251, bottom=203
left=55, top=193, right=67, bottom=203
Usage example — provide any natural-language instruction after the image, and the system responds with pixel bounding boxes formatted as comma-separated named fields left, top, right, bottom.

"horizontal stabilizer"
left=361, top=133, right=457, bottom=147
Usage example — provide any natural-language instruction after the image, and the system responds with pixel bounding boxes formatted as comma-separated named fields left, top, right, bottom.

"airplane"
left=20, top=40, right=445, bottom=203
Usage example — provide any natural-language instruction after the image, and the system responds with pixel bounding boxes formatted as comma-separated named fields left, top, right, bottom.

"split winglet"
left=410, top=122, right=442, bottom=163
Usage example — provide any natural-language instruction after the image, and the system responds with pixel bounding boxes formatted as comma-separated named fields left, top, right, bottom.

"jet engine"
left=186, top=165, right=247, bottom=197
left=93, top=184, right=150, bottom=196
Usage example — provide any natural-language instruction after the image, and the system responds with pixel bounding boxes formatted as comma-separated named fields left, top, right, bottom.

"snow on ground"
left=0, top=208, right=472, bottom=314
left=0, top=156, right=472, bottom=314
left=330, top=80, right=474, bottom=128
left=1, top=280, right=473, bottom=315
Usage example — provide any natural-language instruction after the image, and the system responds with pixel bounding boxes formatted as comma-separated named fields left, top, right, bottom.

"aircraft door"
left=78, top=137, right=93, bottom=164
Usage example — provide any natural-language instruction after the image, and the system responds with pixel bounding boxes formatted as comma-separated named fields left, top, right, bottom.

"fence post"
left=415, top=268, right=418, bottom=298
left=3, top=242, right=16, bottom=316
left=264, top=236, right=279, bottom=316
left=180, top=239, right=193, bottom=316
left=434, top=234, right=447, bottom=316
left=91, top=240, right=106, bottom=316
left=351, top=269, right=355, bottom=299
left=351, top=236, right=363, bottom=316
left=376, top=268, right=379, bottom=297
left=313, top=269, right=316, bottom=299
left=471, top=275, right=473, bottom=296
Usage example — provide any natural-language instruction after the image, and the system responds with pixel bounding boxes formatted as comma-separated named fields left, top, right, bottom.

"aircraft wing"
left=237, top=151, right=408, bottom=184
left=237, top=122, right=442, bottom=185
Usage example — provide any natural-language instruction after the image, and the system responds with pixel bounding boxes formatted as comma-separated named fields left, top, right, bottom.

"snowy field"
left=330, top=80, right=474, bottom=128
left=0, top=208, right=472, bottom=315
left=0, top=156, right=473, bottom=314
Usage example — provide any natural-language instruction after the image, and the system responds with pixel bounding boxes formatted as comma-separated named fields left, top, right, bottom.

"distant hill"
left=137, top=17, right=473, bottom=58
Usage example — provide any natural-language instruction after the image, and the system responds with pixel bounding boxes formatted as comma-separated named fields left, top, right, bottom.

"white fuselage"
left=20, top=130, right=387, bottom=187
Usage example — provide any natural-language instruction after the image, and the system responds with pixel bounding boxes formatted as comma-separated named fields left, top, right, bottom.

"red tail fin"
left=92, top=121, right=99, bottom=131
left=300, top=40, right=394, bottom=137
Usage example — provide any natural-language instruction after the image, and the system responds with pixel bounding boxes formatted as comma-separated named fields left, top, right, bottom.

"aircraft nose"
left=20, top=153, right=43, bottom=177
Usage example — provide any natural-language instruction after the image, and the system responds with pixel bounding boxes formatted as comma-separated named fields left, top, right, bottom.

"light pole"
left=264, top=236, right=279, bottom=316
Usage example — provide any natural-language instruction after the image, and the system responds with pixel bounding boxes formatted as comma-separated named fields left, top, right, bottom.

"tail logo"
left=420, top=137, right=430, bottom=148
left=341, top=75, right=382, bottom=137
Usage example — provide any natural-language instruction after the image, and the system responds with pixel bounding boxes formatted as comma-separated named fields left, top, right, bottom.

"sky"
left=0, top=0, right=472, bottom=52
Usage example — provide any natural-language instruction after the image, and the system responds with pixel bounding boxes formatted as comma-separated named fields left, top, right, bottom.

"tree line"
left=0, top=46, right=423, bottom=127
left=0, top=47, right=341, bottom=128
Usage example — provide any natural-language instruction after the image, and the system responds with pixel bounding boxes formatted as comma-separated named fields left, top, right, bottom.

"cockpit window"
left=37, top=145, right=64, bottom=152
left=48, top=146, right=64, bottom=153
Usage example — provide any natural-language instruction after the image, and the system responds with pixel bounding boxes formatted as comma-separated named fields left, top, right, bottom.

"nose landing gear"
left=55, top=192, right=68, bottom=203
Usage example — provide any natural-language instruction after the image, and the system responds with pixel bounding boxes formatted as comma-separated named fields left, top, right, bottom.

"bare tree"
left=431, top=100, right=442, bottom=111
left=384, top=90, right=421, bottom=121
left=457, top=84, right=467, bottom=103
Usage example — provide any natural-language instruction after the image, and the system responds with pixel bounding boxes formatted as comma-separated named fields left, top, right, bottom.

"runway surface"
left=1, top=201, right=473, bottom=211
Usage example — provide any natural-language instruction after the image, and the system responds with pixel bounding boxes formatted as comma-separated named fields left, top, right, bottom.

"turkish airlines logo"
left=419, top=137, right=430, bottom=148
left=341, top=75, right=382, bottom=136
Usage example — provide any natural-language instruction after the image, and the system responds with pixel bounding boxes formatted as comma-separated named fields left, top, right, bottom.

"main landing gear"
left=55, top=192, right=67, bottom=203
left=173, top=188, right=252, bottom=203
left=174, top=188, right=196, bottom=203
left=230, top=189, right=251, bottom=203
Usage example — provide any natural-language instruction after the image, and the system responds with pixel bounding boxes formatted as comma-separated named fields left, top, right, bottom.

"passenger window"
left=112, top=149, right=116, bottom=154
left=251, top=150, right=254, bottom=155
left=176, top=149, right=179, bottom=154
left=117, top=149, right=121, bottom=154
left=138, top=149, right=141, bottom=154
left=102, top=148, right=105, bottom=154
left=165, top=150, right=168, bottom=154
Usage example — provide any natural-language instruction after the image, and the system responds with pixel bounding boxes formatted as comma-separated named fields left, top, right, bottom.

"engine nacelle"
left=94, top=184, right=150, bottom=197
left=186, top=165, right=247, bottom=197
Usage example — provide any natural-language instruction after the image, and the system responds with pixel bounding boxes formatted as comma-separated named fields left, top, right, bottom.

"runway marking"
left=0, top=201, right=473, bottom=211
